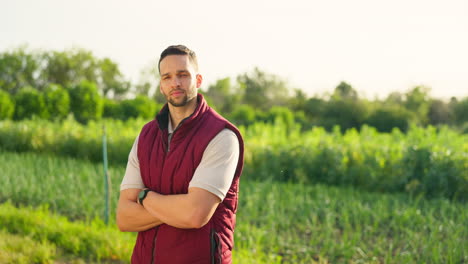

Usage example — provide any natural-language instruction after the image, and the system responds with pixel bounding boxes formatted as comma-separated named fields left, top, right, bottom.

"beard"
left=166, top=89, right=197, bottom=107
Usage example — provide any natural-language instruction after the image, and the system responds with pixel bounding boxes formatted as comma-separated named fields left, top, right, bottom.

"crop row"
left=0, top=152, right=466, bottom=263
left=0, top=118, right=467, bottom=200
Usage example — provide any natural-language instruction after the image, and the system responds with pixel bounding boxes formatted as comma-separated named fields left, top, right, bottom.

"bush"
left=43, top=84, right=70, bottom=120
left=366, top=105, right=412, bottom=132
left=229, top=104, right=256, bottom=126
left=320, top=99, right=369, bottom=132
left=13, top=87, right=47, bottom=120
left=102, top=98, right=123, bottom=119
left=68, top=81, right=103, bottom=123
left=453, top=97, right=468, bottom=125
left=121, top=95, right=158, bottom=120
left=264, top=106, right=296, bottom=132
left=0, top=90, right=14, bottom=120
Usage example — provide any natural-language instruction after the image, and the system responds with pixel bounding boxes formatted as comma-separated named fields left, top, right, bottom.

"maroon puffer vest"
left=132, top=94, right=244, bottom=264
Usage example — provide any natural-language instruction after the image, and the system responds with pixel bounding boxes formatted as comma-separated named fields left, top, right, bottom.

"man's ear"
left=196, top=74, right=203, bottom=88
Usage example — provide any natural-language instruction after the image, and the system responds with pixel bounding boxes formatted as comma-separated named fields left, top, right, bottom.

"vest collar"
left=156, top=93, right=209, bottom=132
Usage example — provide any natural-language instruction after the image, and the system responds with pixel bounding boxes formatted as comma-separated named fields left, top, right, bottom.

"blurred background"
left=0, top=1, right=467, bottom=263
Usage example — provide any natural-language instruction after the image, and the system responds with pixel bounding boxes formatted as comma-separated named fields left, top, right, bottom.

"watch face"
left=139, top=190, right=146, bottom=200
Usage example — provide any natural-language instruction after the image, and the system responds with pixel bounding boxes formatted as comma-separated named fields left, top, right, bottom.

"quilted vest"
left=132, top=93, right=244, bottom=264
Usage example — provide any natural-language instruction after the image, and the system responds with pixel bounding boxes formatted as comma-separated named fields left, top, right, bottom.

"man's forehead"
left=160, top=55, right=194, bottom=73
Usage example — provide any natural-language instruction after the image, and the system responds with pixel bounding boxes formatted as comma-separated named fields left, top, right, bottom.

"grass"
left=1, top=151, right=467, bottom=263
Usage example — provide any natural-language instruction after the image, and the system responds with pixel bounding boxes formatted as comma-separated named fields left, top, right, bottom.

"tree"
left=43, top=83, right=70, bottom=120
left=97, top=58, right=131, bottom=98
left=428, top=99, right=452, bottom=125
left=135, top=59, right=159, bottom=98
left=366, top=105, right=412, bottom=132
left=103, top=98, right=123, bottom=119
left=43, top=49, right=98, bottom=90
left=205, top=77, right=241, bottom=114
left=0, top=90, right=14, bottom=120
left=237, top=67, right=290, bottom=110
left=303, top=97, right=326, bottom=124
left=229, top=104, right=256, bottom=126
left=13, top=87, right=47, bottom=120
left=385, top=92, right=404, bottom=105
left=452, top=97, right=468, bottom=124
left=288, top=89, right=308, bottom=112
left=265, top=106, right=296, bottom=131
left=332, top=81, right=358, bottom=100
left=404, top=86, right=431, bottom=125
left=320, top=99, right=370, bottom=132
left=43, top=48, right=130, bottom=98
left=0, top=47, right=43, bottom=94
left=121, top=95, right=159, bottom=120
left=68, top=81, right=103, bottom=123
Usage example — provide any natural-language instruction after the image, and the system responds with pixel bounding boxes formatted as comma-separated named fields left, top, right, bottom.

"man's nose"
left=172, top=77, right=181, bottom=87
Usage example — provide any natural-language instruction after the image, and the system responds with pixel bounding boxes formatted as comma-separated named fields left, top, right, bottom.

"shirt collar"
left=168, top=115, right=174, bottom=134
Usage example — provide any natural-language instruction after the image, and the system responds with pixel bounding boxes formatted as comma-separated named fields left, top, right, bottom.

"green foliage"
left=332, top=81, right=358, bottom=100
left=0, top=90, right=14, bottom=120
left=205, top=77, right=241, bottom=113
left=452, top=97, right=468, bottom=124
left=428, top=99, right=453, bottom=125
left=0, top=47, right=43, bottom=95
left=1, top=119, right=466, bottom=201
left=68, top=81, right=103, bottom=123
left=404, top=86, right=431, bottom=125
left=237, top=67, right=289, bottom=110
left=264, top=106, right=296, bottom=132
left=0, top=230, right=56, bottom=264
left=43, top=84, right=70, bottom=120
left=320, top=98, right=369, bottom=132
left=102, top=98, right=123, bottom=119
left=0, top=202, right=134, bottom=262
left=121, top=95, right=158, bottom=120
left=97, top=57, right=130, bottom=98
left=13, top=87, right=47, bottom=120
left=365, top=105, right=411, bottom=132
left=229, top=104, right=257, bottom=126
left=1, top=165, right=467, bottom=263
left=0, top=47, right=130, bottom=98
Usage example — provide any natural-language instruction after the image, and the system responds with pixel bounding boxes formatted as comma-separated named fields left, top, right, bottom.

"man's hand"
left=116, top=188, right=164, bottom=232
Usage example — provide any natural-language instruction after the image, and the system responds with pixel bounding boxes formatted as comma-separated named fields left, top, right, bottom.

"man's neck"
left=168, top=97, right=198, bottom=129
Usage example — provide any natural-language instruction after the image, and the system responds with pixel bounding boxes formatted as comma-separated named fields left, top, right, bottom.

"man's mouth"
left=171, top=90, right=184, bottom=96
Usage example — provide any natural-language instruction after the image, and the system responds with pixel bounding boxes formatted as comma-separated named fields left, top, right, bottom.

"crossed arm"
left=116, top=187, right=221, bottom=231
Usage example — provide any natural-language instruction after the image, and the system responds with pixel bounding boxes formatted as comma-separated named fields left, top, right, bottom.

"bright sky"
left=1, top=0, right=467, bottom=99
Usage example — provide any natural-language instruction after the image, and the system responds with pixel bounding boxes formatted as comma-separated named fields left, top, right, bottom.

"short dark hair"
left=158, top=45, right=198, bottom=73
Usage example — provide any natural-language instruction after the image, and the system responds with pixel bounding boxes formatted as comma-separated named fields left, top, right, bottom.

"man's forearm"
left=116, top=198, right=164, bottom=232
left=142, top=187, right=220, bottom=229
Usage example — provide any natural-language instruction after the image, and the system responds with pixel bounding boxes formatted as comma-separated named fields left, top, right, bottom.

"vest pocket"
left=210, top=228, right=222, bottom=264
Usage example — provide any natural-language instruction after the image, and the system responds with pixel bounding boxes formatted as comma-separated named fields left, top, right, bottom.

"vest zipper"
left=151, top=229, right=158, bottom=264
left=167, top=118, right=186, bottom=152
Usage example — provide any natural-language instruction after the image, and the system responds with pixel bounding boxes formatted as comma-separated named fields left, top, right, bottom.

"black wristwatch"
left=138, top=189, right=151, bottom=206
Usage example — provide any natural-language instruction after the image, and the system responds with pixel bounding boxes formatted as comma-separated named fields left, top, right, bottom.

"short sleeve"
left=120, top=135, right=145, bottom=190
left=189, top=129, right=240, bottom=201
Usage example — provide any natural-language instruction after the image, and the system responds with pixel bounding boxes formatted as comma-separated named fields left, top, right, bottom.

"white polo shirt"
left=120, top=118, right=240, bottom=201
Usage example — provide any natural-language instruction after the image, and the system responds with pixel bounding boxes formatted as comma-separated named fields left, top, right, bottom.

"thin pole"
left=102, top=124, right=110, bottom=225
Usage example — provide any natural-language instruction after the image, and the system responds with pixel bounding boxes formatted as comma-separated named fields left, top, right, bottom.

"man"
left=116, top=45, right=244, bottom=264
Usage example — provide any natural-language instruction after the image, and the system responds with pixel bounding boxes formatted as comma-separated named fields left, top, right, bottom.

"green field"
left=1, top=151, right=467, bottom=263
left=1, top=119, right=467, bottom=201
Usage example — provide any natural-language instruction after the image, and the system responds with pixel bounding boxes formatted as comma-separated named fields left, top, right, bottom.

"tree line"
left=0, top=46, right=467, bottom=132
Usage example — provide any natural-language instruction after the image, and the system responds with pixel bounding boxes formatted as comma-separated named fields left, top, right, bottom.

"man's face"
left=159, top=55, right=202, bottom=107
